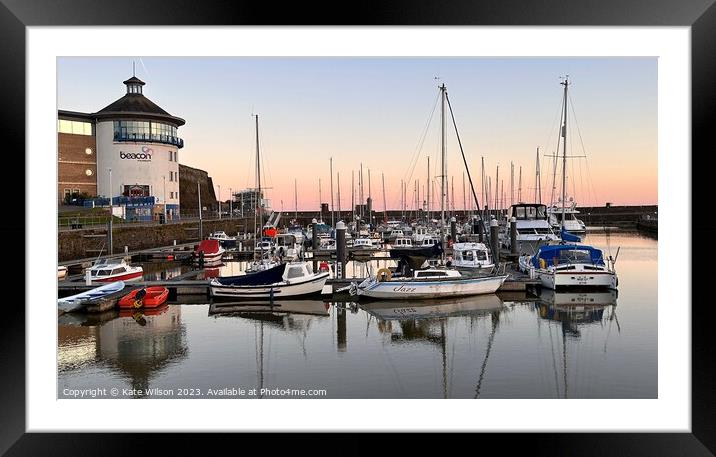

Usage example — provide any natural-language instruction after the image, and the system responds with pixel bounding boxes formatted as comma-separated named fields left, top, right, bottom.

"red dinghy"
left=118, top=287, right=169, bottom=309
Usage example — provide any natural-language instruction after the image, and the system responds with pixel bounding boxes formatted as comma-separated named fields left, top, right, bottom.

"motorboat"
left=210, top=262, right=330, bottom=300
left=194, top=239, right=225, bottom=265
left=349, top=265, right=507, bottom=300
left=518, top=244, right=617, bottom=289
left=350, top=237, right=379, bottom=251
left=87, top=258, right=143, bottom=283
left=450, top=242, right=495, bottom=272
left=208, top=230, right=237, bottom=248
left=504, top=203, right=561, bottom=255
left=58, top=281, right=125, bottom=313
left=547, top=199, right=587, bottom=234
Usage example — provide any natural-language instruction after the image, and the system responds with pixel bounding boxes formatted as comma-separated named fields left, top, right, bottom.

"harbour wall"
left=58, top=205, right=656, bottom=261
left=58, top=218, right=250, bottom=261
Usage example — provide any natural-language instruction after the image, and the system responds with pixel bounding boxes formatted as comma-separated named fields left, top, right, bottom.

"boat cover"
left=531, top=244, right=605, bottom=268
left=196, top=239, right=221, bottom=254
left=214, top=263, right=287, bottom=286
left=560, top=228, right=582, bottom=242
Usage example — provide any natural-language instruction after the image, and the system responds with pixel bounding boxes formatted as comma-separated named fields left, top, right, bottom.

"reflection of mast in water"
left=440, top=320, right=447, bottom=399
left=255, top=321, right=264, bottom=398
left=536, top=290, right=618, bottom=398
left=474, top=309, right=500, bottom=399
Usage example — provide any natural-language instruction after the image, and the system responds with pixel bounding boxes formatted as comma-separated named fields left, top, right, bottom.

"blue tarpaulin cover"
left=531, top=244, right=605, bottom=268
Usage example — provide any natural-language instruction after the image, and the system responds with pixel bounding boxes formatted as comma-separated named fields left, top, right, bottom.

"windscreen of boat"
left=93, top=269, right=111, bottom=276
left=514, top=205, right=547, bottom=220
left=476, top=250, right=488, bottom=261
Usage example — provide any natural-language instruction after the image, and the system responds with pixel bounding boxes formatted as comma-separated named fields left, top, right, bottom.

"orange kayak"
left=118, top=287, right=169, bottom=309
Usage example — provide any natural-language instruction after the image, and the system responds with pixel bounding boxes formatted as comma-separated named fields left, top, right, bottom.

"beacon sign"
left=120, top=146, right=153, bottom=162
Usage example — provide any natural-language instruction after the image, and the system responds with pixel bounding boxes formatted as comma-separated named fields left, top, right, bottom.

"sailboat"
left=518, top=77, right=617, bottom=289
left=350, top=83, right=507, bottom=299
left=246, top=114, right=280, bottom=273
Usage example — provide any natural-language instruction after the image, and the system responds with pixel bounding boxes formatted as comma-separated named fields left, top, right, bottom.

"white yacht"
left=505, top=203, right=561, bottom=255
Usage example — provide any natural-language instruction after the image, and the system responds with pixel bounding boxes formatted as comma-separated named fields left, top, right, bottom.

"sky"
left=58, top=57, right=657, bottom=210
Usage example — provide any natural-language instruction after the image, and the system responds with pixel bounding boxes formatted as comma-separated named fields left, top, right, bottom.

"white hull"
left=354, top=275, right=507, bottom=299
left=519, top=257, right=617, bottom=290
left=539, top=270, right=617, bottom=289
left=195, top=249, right=225, bottom=264
left=210, top=273, right=329, bottom=299
left=360, top=294, right=503, bottom=319
left=58, top=281, right=125, bottom=313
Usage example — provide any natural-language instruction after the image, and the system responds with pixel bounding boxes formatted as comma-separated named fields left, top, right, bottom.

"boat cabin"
left=394, top=237, right=413, bottom=247
left=531, top=244, right=605, bottom=269
left=412, top=268, right=462, bottom=279
left=509, top=203, right=549, bottom=221
left=421, top=236, right=440, bottom=246
left=353, top=238, right=374, bottom=248
left=452, top=242, right=492, bottom=268
left=276, top=233, right=297, bottom=247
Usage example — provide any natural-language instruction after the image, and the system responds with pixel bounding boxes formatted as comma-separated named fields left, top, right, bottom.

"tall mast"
left=481, top=156, right=485, bottom=220
left=337, top=172, right=341, bottom=221
left=330, top=157, right=334, bottom=227
left=294, top=178, right=298, bottom=221
left=494, top=165, right=499, bottom=221
left=560, top=76, right=570, bottom=232
left=255, top=114, right=262, bottom=237
left=451, top=176, right=455, bottom=217
left=510, top=162, right=514, bottom=206
left=439, top=83, right=447, bottom=260
left=351, top=170, right=355, bottom=223
left=462, top=171, right=466, bottom=213
left=318, top=178, right=322, bottom=220
left=518, top=166, right=522, bottom=202
left=535, top=147, right=542, bottom=204
left=359, top=163, right=364, bottom=221
left=426, top=156, right=430, bottom=223
left=381, top=172, right=387, bottom=223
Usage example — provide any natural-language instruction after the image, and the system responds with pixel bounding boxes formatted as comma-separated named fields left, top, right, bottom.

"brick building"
left=58, top=74, right=185, bottom=220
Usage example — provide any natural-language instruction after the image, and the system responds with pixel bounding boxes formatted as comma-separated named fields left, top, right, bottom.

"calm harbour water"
left=58, top=231, right=657, bottom=399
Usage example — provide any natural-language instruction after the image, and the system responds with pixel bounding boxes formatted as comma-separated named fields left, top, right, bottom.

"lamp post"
left=108, top=168, right=113, bottom=254
left=218, top=184, right=221, bottom=220
left=229, top=187, right=233, bottom=219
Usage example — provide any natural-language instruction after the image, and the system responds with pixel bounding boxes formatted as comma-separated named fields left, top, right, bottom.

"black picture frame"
left=2, top=0, right=711, bottom=454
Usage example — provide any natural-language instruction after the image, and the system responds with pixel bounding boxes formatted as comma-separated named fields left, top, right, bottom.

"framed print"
left=2, top=0, right=713, bottom=454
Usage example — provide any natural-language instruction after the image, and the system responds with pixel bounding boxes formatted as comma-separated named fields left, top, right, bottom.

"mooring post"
left=85, top=269, right=91, bottom=286
left=510, top=217, right=518, bottom=256
left=450, top=217, right=457, bottom=244
left=336, top=220, right=346, bottom=279
left=490, top=218, right=500, bottom=265
left=311, top=218, right=319, bottom=272
left=124, top=246, right=128, bottom=254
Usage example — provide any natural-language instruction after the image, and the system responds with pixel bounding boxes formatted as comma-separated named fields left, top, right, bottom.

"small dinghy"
left=58, top=281, right=125, bottom=313
left=118, top=286, right=169, bottom=309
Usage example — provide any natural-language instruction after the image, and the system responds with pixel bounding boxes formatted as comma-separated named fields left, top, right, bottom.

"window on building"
left=58, top=119, right=92, bottom=136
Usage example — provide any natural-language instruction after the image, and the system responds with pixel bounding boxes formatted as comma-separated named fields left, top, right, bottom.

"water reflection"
left=533, top=289, right=619, bottom=398
left=58, top=305, right=188, bottom=397
left=59, top=232, right=656, bottom=399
